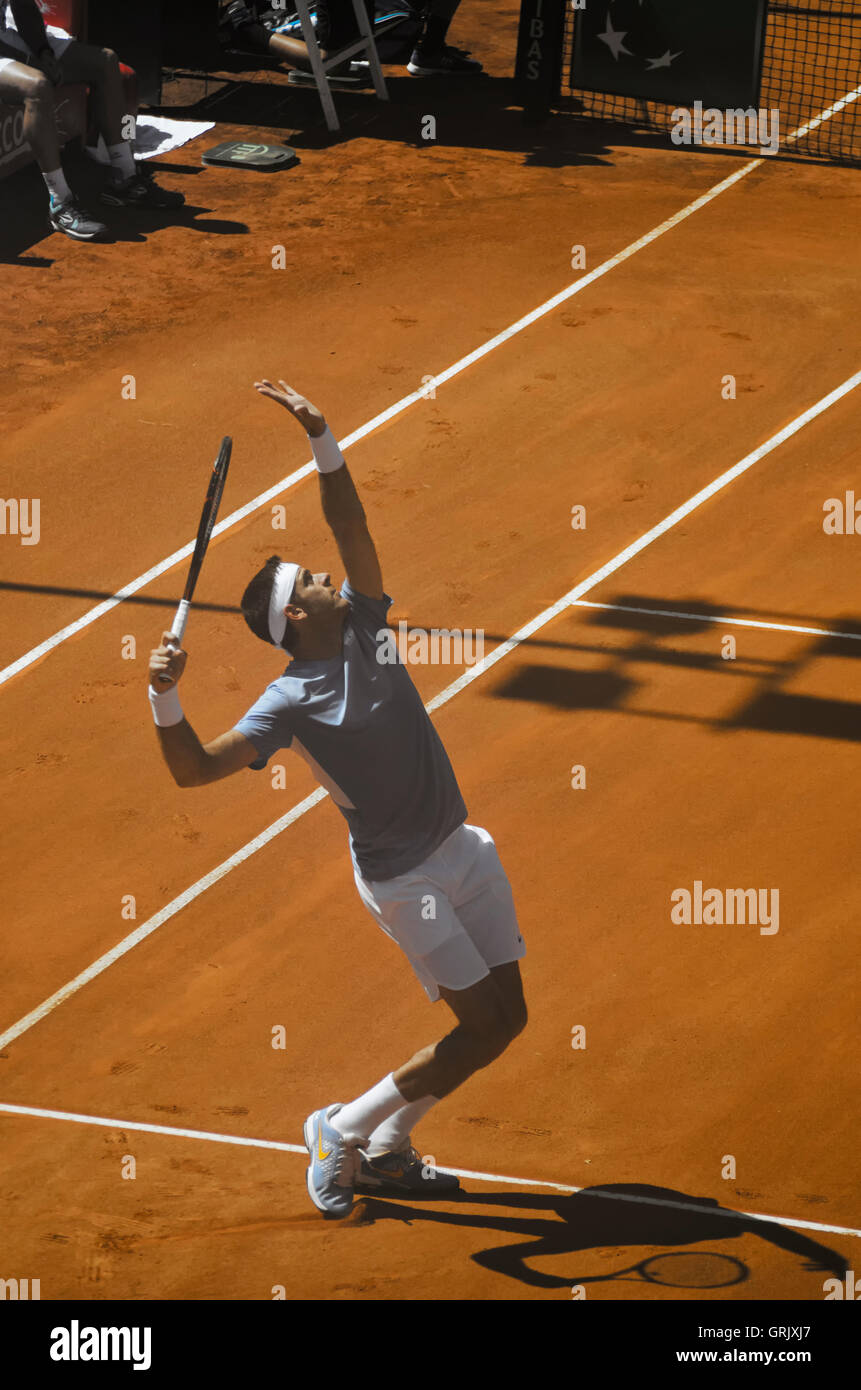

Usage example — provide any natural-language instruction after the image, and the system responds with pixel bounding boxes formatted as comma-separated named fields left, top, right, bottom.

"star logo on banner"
left=597, top=14, right=632, bottom=61
left=645, top=49, right=683, bottom=70
left=597, top=3, right=684, bottom=72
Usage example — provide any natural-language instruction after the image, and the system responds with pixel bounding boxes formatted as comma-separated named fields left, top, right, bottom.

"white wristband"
left=310, top=425, right=344, bottom=474
left=149, top=683, right=184, bottom=728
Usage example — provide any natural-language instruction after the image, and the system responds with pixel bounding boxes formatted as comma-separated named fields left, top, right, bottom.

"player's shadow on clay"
left=357, top=1182, right=849, bottom=1292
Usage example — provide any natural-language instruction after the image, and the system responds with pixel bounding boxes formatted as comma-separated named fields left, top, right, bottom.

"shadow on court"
left=156, top=59, right=787, bottom=173
left=0, top=152, right=246, bottom=263
left=0, top=579, right=238, bottom=614
left=5, top=578, right=861, bottom=743
left=157, top=68, right=626, bottom=169
left=485, top=594, right=861, bottom=745
left=356, top=1181, right=849, bottom=1292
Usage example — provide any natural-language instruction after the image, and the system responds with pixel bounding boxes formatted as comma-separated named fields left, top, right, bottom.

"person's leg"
left=370, top=963, right=524, bottom=1144
left=267, top=30, right=314, bottom=70
left=268, top=25, right=359, bottom=80
left=292, top=0, right=382, bottom=79
left=408, top=0, right=482, bottom=75
left=305, top=832, right=525, bottom=1214
left=422, top=0, right=461, bottom=53
left=396, top=959, right=527, bottom=1100
left=360, top=819, right=526, bottom=1160
left=333, top=959, right=526, bottom=1144
left=305, top=962, right=525, bottom=1212
left=350, top=825, right=526, bottom=1127
left=361, top=1093, right=439, bottom=1157
left=222, top=6, right=316, bottom=71
left=0, top=61, right=62, bottom=172
left=57, top=39, right=184, bottom=209
left=58, top=41, right=126, bottom=150
left=0, top=59, right=108, bottom=239
left=318, top=0, right=376, bottom=52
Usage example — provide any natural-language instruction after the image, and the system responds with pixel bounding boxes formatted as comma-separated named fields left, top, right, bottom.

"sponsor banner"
left=572, top=0, right=768, bottom=110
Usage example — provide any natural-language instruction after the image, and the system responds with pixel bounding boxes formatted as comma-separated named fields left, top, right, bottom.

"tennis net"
left=557, top=2, right=861, bottom=164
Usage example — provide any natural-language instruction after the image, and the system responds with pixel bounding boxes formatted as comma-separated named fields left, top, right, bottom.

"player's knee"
left=494, top=974, right=527, bottom=1041
left=500, top=999, right=527, bottom=1048
left=26, top=76, right=53, bottom=110
left=508, top=996, right=528, bottom=1038
left=471, top=1005, right=519, bottom=1065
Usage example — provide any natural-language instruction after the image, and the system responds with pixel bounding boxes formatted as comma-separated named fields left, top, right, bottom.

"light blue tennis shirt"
left=234, top=582, right=467, bottom=881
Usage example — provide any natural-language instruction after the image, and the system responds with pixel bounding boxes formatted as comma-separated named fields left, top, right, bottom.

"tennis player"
left=0, top=0, right=183, bottom=242
left=148, top=379, right=527, bottom=1218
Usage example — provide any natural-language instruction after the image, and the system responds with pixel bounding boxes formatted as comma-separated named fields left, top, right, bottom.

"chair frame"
left=291, top=0, right=389, bottom=132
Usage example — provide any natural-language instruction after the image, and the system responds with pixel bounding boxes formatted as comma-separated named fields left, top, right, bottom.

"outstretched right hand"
left=253, top=378, right=327, bottom=438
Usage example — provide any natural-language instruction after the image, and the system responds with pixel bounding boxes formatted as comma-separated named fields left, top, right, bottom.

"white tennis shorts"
left=0, top=27, right=73, bottom=76
left=353, top=823, right=525, bottom=1002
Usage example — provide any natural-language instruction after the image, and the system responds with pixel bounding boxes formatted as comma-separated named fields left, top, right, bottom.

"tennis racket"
left=158, top=435, right=232, bottom=685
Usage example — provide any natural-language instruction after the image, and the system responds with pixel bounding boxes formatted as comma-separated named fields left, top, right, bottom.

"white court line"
left=784, top=83, right=861, bottom=147
left=0, top=786, right=329, bottom=1053
left=1, top=367, right=859, bottom=1054
left=0, top=156, right=766, bottom=693
left=0, top=1102, right=858, bottom=1242
left=573, top=601, right=861, bottom=642
left=5, top=72, right=853, bottom=696
left=423, top=368, right=861, bottom=712
left=12, top=73, right=854, bottom=695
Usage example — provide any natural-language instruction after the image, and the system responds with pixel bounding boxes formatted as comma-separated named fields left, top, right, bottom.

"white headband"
left=268, top=561, right=300, bottom=647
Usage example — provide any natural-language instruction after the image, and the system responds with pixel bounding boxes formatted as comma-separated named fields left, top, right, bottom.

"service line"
left=0, top=1101, right=858, bottom=1243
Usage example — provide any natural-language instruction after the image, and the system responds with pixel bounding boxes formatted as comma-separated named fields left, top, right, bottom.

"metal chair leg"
left=294, top=0, right=341, bottom=132
left=351, top=0, right=390, bottom=103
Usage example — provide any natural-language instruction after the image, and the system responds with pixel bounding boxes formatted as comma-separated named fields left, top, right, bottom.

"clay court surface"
left=1, top=4, right=859, bottom=1301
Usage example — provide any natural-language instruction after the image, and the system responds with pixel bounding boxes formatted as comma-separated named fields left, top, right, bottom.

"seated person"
left=0, top=0, right=183, bottom=243
left=218, top=1, right=432, bottom=79
left=218, top=0, right=376, bottom=73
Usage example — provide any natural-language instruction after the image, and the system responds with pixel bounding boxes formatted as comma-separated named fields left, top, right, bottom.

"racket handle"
left=169, top=599, right=191, bottom=645
left=157, top=600, right=191, bottom=686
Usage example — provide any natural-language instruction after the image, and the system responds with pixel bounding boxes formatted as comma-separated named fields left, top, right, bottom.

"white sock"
left=331, top=1073, right=407, bottom=1144
left=107, top=142, right=136, bottom=181
left=364, top=1094, right=440, bottom=1158
left=43, top=167, right=72, bottom=204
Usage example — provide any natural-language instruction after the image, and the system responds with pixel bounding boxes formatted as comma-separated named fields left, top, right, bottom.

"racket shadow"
left=357, top=1182, right=850, bottom=1292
